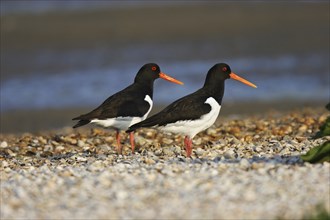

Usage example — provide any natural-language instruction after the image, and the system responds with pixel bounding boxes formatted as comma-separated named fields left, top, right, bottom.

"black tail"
left=127, top=112, right=164, bottom=133
left=72, top=119, right=90, bottom=128
left=126, top=123, right=140, bottom=133
left=127, top=120, right=156, bottom=133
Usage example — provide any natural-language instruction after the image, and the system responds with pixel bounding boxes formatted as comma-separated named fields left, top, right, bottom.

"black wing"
left=127, top=88, right=213, bottom=132
left=73, top=84, right=151, bottom=122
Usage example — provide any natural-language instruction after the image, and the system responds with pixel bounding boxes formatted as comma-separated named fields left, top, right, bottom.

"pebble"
left=240, top=158, right=251, bottom=169
left=76, top=156, right=87, bottom=162
left=254, top=145, right=263, bottom=152
left=1, top=160, right=9, bottom=168
left=44, top=145, right=53, bottom=152
left=224, top=149, right=237, bottom=159
left=162, top=138, right=173, bottom=144
left=195, top=148, right=204, bottom=156
left=163, top=148, right=175, bottom=157
left=144, top=157, right=156, bottom=165
left=154, top=148, right=163, bottom=156
left=55, top=145, right=65, bottom=152
left=0, top=141, right=8, bottom=148
left=77, top=140, right=85, bottom=148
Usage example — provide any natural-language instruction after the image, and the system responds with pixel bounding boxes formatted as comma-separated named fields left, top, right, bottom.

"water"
left=1, top=2, right=329, bottom=112
left=1, top=51, right=328, bottom=112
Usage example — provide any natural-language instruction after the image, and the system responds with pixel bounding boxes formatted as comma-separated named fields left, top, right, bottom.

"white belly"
left=91, top=117, right=144, bottom=131
left=91, top=95, right=153, bottom=131
left=159, top=97, right=221, bottom=138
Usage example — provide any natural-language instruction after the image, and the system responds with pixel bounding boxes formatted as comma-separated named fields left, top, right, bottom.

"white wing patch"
left=160, top=97, right=221, bottom=138
left=91, top=94, right=153, bottom=131
left=143, top=95, right=153, bottom=120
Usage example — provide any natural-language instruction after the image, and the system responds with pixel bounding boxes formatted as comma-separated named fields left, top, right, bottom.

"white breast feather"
left=160, top=97, right=221, bottom=138
left=91, top=95, right=153, bottom=130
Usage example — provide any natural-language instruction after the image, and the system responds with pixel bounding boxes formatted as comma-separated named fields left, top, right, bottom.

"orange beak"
left=229, top=72, right=257, bottom=88
left=159, top=72, right=184, bottom=85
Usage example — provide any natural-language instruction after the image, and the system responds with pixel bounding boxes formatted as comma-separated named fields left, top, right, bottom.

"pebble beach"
left=1, top=108, right=329, bottom=219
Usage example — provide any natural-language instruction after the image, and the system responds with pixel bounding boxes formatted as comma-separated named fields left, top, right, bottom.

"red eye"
left=222, top=67, right=227, bottom=72
left=151, top=66, right=157, bottom=71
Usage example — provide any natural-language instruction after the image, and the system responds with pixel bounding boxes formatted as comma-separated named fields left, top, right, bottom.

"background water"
left=0, top=1, right=329, bottom=132
left=1, top=51, right=329, bottom=111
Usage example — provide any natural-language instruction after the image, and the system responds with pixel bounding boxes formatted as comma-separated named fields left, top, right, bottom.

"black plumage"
left=72, top=63, right=183, bottom=154
left=72, top=82, right=152, bottom=128
left=127, top=64, right=228, bottom=131
left=128, top=89, right=213, bottom=130
left=127, top=63, right=257, bottom=157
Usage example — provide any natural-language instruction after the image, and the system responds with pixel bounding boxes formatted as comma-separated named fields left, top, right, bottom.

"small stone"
left=224, top=149, right=237, bottom=159
left=38, top=137, right=47, bottom=144
left=210, top=169, right=219, bottom=176
left=155, top=149, right=163, bottom=156
left=99, top=144, right=111, bottom=152
left=6, top=149, right=16, bottom=157
left=0, top=141, right=8, bottom=148
left=244, top=135, right=253, bottom=142
left=51, top=141, right=59, bottom=146
left=162, top=138, right=173, bottom=145
left=173, top=146, right=182, bottom=155
left=76, top=157, right=87, bottom=162
left=116, top=191, right=128, bottom=200
left=44, top=145, right=53, bottom=152
left=59, top=170, right=73, bottom=177
left=298, top=125, right=308, bottom=132
left=206, top=128, right=217, bottom=136
left=88, top=161, right=104, bottom=172
left=145, top=130, right=154, bottom=138
left=155, top=163, right=164, bottom=171
left=194, top=138, right=202, bottom=146
left=55, top=145, right=65, bottom=152
left=296, top=136, right=306, bottom=142
left=163, top=148, right=174, bottom=157
left=137, top=138, right=147, bottom=146
left=144, top=158, right=156, bottom=165
left=239, top=158, right=250, bottom=169
left=283, top=135, right=291, bottom=141
left=1, top=160, right=9, bottom=168
left=254, top=146, right=263, bottom=153
left=77, top=140, right=85, bottom=148
left=195, top=148, right=204, bottom=156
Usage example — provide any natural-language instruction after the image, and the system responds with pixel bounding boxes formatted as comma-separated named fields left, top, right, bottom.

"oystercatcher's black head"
left=135, top=63, right=183, bottom=85
left=204, top=63, right=257, bottom=88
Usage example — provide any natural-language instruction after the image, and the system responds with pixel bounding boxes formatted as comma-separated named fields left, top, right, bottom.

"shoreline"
left=0, top=100, right=327, bottom=134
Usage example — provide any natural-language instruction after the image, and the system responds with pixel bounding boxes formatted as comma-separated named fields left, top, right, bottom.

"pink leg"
left=129, top=132, right=135, bottom=154
left=188, top=138, right=193, bottom=157
left=184, top=136, right=193, bottom=157
left=184, top=136, right=188, bottom=147
left=116, top=130, right=122, bottom=154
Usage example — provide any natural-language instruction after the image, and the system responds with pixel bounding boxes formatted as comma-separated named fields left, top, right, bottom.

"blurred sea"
left=1, top=1, right=329, bottom=112
left=1, top=50, right=329, bottom=111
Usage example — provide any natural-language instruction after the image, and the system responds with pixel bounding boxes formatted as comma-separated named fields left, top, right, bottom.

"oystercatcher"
left=72, top=63, right=183, bottom=154
left=127, top=63, right=257, bottom=157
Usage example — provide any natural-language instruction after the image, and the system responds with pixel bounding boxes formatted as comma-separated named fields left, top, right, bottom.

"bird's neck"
left=203, top=81, right=225, bottom=104
left=136, top=80, right=154, bottom=98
